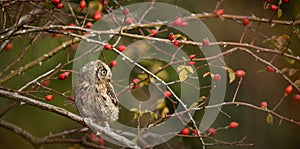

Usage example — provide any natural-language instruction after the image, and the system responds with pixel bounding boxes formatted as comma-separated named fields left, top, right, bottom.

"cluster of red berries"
left=130, top=78, right=140, bottom=89
left=51, top=0, right=63, bottom=9
left=284, top=85, right=300, bottom=101
left=168, top=33, right=180, bottom=47
left=172, top=17, right=188, bottom=27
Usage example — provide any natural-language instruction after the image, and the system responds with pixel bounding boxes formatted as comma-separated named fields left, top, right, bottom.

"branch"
left=0, top=89, right=140, bottom=149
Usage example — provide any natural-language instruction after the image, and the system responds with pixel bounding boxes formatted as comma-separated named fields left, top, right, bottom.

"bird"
left=74, top=60, right=119, bottom=129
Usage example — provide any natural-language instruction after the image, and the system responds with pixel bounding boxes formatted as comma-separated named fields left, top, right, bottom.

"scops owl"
left=74, top=60, right=119, bottom=128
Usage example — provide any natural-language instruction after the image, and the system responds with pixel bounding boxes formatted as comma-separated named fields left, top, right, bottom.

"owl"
left=74, top=60, right=119, bottom=128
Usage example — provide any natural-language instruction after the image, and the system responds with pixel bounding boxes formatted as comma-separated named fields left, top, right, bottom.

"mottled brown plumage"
left=74, top=60, right=119, bottom=128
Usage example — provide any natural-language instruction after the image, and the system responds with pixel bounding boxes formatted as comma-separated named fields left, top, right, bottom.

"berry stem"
left=272, top=95, right=286, bottom=111
left=232, top=77, right=243, bottom=102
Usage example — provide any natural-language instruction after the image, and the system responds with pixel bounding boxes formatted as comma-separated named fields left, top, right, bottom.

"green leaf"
left=285, top=57, right=295, bottom=65
left=228, top=71, right=236, bottom=84
left=277, top=9, right=282, bottom=18
left=266, top=113, right=273, bottom=125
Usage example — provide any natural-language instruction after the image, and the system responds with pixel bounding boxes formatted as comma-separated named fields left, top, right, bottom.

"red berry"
left=285, top=85, right=293, bottom=94
left=189, top=54, right=196, bottom=60
left=294, top=94, right=300, bottom=101
left=202, top=38, right=209, bottom=47
left=164, top=91, right=172, bottom=98
left=235, top=69, right=246, bottom=78
left=265, top=0, right=271, bottom=3
left=79, top=0, right=86, bottom=10
left=56, top=3, right=63, bottom=9
left=104, top=44, right=112, bottom=50
left=6, top=43, right=13, bottom=51
left=93, top=11, right=102, bottom=21
left=266, top=65, right=275, bottom=72
left=180, top=22, right=188, bottom=27
left=269, top=4, right=279, bottom=11
left=51, top=0, right=60, bottom=5
left=208, top=128, right=216, bottom=135
left=180, top=127, right=190, bottom=135
left=45, top=94, right=54, bottom=101
left=98, top=138, right=105, bottom=146
left=187, top=61, right=196, bottom=66
left=58, top=71, right=70, bottom=80
left=173, top=17, right=183, bottom=26
left=42, top=80, right=51, bottom=86
left=131, top=78, right=140, bottom=84
left=283, top=0, right=289, bottom=3
left=122, top=8, right=129, bottom=15
left=229, top=122, right=239, bottom=128
left=173, top=40, right=180, bottom=47
left=213, top=74, right=221, bottom=81
left=193, top=129, right=199, bottom=136
left=168, top=33, right=175, bottom=41
left=131, top=78, right=140, bottom=89
left=109, top=60, right=117, bottom=67
left=125, top=18, right=134, bottom=24
left=260, top=101, right=268, bottom=108
left=215, top=9, right=224, bottom=17
left=86, top=22, right=92, bottom=28
left=117, top=45, right=126, bottom=52
left=150, top=29, right=158, bottom=36
left=243, top=18, right=249, bottom=26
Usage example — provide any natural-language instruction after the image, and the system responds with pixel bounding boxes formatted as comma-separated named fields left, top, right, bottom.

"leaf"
left=199, top=96, right=207, bottom=101
left=285, top=57, right=295, bottom=65
left=203, top=72, right=211, bottom=78
left=228, top=71, right=236, bottom=84
left=284, top=49, right=295, bottom=65
left=288, top=69, right=297, bottom=76
left=266, top=113, right=273, bottom=125
left=186, top=66, right=194, bottom=74
left=130, top=108, right=138, bottom=112
left=281, top=67, right=289, bottom=73
left=179, top=69, right=188, bottom=81
left=156, top=98, right=166, bottom=110
left=177, top=65, right=185, bottom=71
left=277, top=9, right=282, bottom=18
left=150, top=112, right=158, bottom=119
left=161, top=107, right=169, bottom=118
left=294, top=79, right=300, bottom=87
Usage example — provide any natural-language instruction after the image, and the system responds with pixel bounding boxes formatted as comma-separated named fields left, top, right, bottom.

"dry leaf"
left=179, top=69, right=188, bottom=81
left=266, top=113, right=273, bottom=125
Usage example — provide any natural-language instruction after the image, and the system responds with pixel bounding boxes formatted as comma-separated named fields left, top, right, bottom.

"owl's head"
left=96, top=60, right=112, bottom=81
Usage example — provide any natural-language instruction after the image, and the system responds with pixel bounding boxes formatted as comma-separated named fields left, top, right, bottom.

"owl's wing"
left=105, top=83, right=119, bottom=106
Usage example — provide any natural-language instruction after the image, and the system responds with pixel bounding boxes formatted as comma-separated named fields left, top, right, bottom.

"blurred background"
left=0, top=0, right=299, bottom=148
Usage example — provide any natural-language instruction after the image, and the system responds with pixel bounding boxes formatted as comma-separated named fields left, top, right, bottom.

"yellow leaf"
left=179, top=69, right=188, bottom=81
left=156, top=98, right=166, bottom=110
left=130, top=108, right=138, bottom=112
left=186, top=66, right=194, bottom=74
left=229, top=71, right=236, bottom=84
left=266, top=113, right=273, bottom=125
left=177, top=65, right=185, bottom=72
left=150, top=112, right=158, bottom=119
left=161, top=107, right=169, bottom=118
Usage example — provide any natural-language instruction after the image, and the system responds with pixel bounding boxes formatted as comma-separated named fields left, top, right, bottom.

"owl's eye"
left=100, top=69, right=107, bottom=76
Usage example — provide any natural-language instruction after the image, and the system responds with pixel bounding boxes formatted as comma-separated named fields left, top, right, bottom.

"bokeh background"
left=0, top=0, right=299, bottom=148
